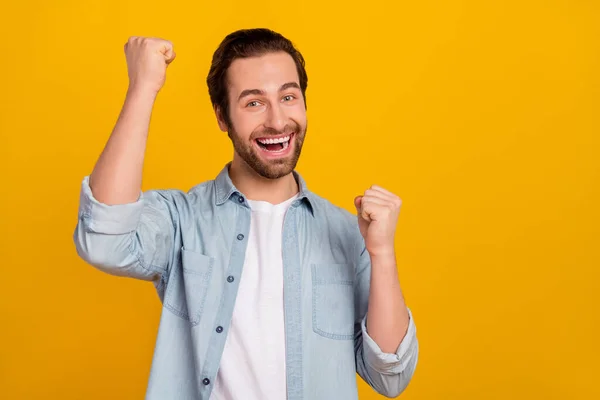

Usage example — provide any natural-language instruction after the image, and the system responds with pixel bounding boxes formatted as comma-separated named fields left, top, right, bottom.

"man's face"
left=218, top=51, right=307, bottom=180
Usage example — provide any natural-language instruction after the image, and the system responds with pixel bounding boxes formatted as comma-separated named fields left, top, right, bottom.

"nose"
left=264, top=103, right=287, bottom=132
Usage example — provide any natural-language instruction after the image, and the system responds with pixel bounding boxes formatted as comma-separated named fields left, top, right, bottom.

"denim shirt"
left=73, top=164, right=418, bottom=400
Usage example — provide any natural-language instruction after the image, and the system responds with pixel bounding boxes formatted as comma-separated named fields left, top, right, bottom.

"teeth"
left=257, top=135, right=291, bottom=145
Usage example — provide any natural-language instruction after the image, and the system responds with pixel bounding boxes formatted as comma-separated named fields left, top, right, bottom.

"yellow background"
left=1, top=1, right=599, bottom=399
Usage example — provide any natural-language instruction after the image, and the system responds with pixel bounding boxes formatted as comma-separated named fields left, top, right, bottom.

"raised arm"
left=73, top=37, right=179, bottom=282
left=90, top=36, right=176, bottom=204
left=353, top=186, right=419, bottom=397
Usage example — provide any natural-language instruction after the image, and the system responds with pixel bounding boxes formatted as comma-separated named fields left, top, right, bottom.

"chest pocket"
left=311, top=262, right=355, bottom=340
left=163, top=247, right=214, bottom=326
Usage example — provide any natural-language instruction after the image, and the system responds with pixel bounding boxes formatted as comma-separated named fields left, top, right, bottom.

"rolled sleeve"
left=74, top=176, right=176, bottom=281
left=79, top=176, right=145, bottom=234
left=361, top=307, right=418, bottom=374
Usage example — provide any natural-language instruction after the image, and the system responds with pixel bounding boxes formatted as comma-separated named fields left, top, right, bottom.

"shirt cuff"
left=78, top=176, right=145, bottom=234
left=361, top=307, right=418, bottom=374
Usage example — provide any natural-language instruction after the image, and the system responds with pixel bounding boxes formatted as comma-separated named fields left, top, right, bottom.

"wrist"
left=127, top=84, right=159, bottom=99
left=368, top=248, right=396, bottom=264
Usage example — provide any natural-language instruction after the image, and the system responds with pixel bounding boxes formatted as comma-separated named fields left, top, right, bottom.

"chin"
left=253, top=161, right=296, bottom=180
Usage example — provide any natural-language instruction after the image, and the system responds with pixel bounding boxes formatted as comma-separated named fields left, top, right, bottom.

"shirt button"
left=227, top=276, right=234, bottom=283
left=216, top=326, right=223, bottom=333
left=202, top=378, right=210, bottom=385
left=237, top=234, right=244, bottom=240
left=238, top=196, right=244, bottom=203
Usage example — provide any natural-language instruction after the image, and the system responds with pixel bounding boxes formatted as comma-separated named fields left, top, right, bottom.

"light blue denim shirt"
left=73, top=164, right=418, bottom=399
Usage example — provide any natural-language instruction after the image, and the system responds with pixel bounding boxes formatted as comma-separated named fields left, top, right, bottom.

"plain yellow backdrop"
left=1, top=0, right=599, bottom=399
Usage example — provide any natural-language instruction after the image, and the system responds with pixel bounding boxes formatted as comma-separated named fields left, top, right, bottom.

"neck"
left=229, top=158, right=299, bottom=204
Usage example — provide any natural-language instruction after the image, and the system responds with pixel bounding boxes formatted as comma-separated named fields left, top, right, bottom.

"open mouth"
left=255, top=133, right=293, bottom=153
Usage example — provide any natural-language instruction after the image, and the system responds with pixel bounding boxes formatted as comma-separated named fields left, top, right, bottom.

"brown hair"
left=206, top=28, right=308, bottom=127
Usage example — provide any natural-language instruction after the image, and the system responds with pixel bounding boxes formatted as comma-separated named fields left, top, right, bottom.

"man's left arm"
left=353, top=186, right=419, bottom=398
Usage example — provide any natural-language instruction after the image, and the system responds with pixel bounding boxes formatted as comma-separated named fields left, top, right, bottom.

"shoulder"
left=307, top=191, right=364, bottom=249
left=185, top=179, right=216, bottom=205
left=309, top=191, right=356, bottom=225
left=142, top=179, right=216, bottom=212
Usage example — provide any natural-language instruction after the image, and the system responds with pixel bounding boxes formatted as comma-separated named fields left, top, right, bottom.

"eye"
left=246, top=101, right=261, bottom=107
left=282, top=95, right=295, bottom=102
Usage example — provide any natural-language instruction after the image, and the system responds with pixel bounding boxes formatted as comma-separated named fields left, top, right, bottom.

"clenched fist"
left=124, top=36, right=176, bottom=94
left=354, top=185, right=402, bottom=258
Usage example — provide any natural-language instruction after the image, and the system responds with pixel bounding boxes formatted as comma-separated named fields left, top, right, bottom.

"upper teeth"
left=257, top=135, right=291, bottom=145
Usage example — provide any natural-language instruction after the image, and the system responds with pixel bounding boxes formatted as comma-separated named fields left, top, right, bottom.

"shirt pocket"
left=311, top=262, right=355, bottom=340
left=163, top=247, right=214, bottom=326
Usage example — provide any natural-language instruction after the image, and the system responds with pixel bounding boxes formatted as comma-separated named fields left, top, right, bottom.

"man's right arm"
left=89, top=86, right=158, bottom=205
left=73, top=37, right=178, bottom=281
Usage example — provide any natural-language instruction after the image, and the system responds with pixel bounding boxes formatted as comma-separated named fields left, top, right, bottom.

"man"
left=74, top=28, right=418, bottom=400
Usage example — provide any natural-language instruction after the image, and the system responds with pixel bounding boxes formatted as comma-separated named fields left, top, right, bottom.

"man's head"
left=207, top=28, right=308, bottom=180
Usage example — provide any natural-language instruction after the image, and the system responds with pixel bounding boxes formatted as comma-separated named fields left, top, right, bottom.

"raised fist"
left=124, top=36, right=176, bottom=94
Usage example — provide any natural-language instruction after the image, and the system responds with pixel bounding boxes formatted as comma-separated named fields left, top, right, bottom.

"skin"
left=355, top=187, right=410, bottom=353
left=89, top=36, right=176, bottom=204
left=89, top=37, right=409, bottom=354
left=215, top=52, right=307, bottom=204
left=219, top=51, right=409, bottom=353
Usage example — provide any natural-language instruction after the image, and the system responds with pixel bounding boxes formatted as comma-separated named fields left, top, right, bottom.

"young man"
left=74, top=28, right=418, bottom=400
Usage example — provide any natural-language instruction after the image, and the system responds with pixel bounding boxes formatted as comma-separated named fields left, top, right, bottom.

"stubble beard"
left=228, top=122, right=307, bottom=180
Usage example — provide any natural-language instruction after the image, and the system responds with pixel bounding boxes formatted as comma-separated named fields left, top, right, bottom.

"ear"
left=214, top=106, right=229, bottom=132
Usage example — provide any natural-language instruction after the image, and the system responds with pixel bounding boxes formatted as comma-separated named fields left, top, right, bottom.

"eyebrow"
left=237, top=82, right=301, bottom=101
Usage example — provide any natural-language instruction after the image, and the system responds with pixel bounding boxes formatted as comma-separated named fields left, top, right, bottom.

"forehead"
left=226, top=52, right=299, bottom=95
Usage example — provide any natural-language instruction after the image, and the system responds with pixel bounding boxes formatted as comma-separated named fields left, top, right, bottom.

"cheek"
left=288, top=105, right=307, bottom=126
left=230, top=110, right=259, bottom=140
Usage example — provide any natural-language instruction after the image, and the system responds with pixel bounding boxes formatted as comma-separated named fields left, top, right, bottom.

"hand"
left=124, top=36, right=176, bottom=94
left=354, top=185, right=402, bottom=257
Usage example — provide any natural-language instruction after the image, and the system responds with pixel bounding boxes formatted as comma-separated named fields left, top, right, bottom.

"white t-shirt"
left=211, top=193, right=299, bottom=400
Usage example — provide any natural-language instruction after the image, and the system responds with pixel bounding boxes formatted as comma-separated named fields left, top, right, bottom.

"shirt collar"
left=214, top=163, right=316, bottom=217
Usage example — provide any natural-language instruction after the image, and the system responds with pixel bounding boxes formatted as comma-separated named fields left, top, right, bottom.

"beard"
left=228, top=121, right=307, bottom=180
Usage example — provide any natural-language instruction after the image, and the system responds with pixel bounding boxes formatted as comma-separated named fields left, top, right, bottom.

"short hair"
left=206, top=28, right=308, bottom=126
